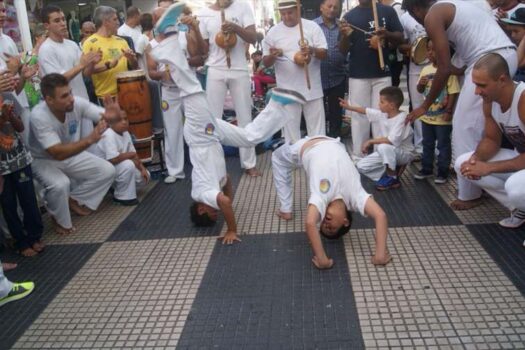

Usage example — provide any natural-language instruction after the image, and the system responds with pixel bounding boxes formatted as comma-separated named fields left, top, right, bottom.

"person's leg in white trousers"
left=161, top=86, right=185, bottom=179
left=206, top=68, right=257, bottom=170
left=113, top=159, right=147, bottom=201
left=356, top=144, right=413, bottom=181
left=32, top=152, right=115, bottom=229
left=408, top=72, right=424, bottom=154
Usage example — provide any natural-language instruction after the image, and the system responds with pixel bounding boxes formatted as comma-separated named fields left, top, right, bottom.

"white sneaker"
left=499, top=210, right=525, bottom=229
left=164, top=175, right=178, bottom=184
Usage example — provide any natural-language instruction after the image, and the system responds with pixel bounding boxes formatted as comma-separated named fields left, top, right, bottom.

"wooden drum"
left=116, top=70, right=153, bottom=161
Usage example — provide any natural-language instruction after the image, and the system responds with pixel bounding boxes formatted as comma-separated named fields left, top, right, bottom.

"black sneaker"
left=0, top=282, right=35, bottom=307
left=414, top=169, right=433, bottom=180
left=113, top=198, right=139, bottom=206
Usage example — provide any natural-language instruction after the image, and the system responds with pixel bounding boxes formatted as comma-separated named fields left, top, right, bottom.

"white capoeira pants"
left=183, top=92, right=296, bottom=149
left=348, top=76, right=391, bottom=157
left=453, top=47, right=517, bottom=201
left=161, top=85, right=185, bottom=179
left=282, top=97, right=326, bottom=143
left=0, top=262, right=12, bottom=298
left=206, top=67, right=256, bottom=169
left=408, top=72, right=424, bottom=154
left=32, top=151, right=115, bottom=229
left=113, top=160, right=148, bottom=201
left=356, top=144, right=414, bottom=181
left=271, top=141, right=302, bottom=213
left=455, top=150, right=525, bottom=210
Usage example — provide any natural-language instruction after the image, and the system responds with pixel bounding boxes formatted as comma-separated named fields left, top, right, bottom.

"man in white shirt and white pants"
left=198, top=0, right=260, bottom=177
left=29, top=74, right=116, bottom=235
left=263, top=0, right=328, bottom=144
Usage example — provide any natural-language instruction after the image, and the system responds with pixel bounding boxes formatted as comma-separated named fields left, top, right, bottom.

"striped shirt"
left=313, top=17, right=347, bottom=90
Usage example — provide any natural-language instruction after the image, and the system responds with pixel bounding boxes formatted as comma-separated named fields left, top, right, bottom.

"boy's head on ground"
left=107, top=111, right=129, bottom=135
left=426, top=39, right=436, bottom=64
left=320, top=200, right=352, bottom=239
left=378, top=86, right=403, bottom=114
left=472, top=53, right=511, bottom=103
left=190, top=202, right=218, bottom=226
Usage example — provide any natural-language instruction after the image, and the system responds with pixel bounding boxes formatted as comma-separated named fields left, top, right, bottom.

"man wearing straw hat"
left=262, top=0, right=328, bottom=143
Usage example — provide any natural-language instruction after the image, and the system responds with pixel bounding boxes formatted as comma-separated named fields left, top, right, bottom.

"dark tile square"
left=467, top=223, right=525, bottom=295
left=177, top=233, right=365, bottom=349
left=0, top=243, right=100, bottom=349
left=352, top=175, right=461, bottom=229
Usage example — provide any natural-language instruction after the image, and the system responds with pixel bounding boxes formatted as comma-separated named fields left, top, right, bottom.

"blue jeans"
left=0, top=165, right=43, bottom=250
left=422, top=122, right=452, bottom=177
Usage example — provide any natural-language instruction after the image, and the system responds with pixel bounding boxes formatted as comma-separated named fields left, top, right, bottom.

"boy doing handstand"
left=151, top=3, right=306, bottom=244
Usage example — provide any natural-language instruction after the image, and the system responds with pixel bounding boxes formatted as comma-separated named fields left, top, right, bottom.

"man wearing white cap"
left=263, top=0, right=328, bottom=143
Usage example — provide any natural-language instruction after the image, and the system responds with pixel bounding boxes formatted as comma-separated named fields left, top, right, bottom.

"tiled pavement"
left=1, top=75, right=525, bottom=349
left=1, top=146, right=524, bottom=350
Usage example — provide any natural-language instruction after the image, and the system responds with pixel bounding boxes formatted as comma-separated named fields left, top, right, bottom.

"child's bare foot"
left=69, top=198, right=92, bottom=216
left=372, top=252, right=392, bottom=266
left=450, top=198, right=483, bottom=210
left=2, top=262, right=17, bottom=271
left=52, top=217, right=76, bottom=235
left=20, top=247, right=38, bottom=257
left=32, top=241, right=45, bottom=252
left=276, top=210, right=292, bottom=220
left=312, top=256, right=334, bottom=270
left=245, top=167, right=262, bottom=177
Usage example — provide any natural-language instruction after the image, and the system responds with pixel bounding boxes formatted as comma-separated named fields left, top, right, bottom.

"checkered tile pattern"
left=2, top=82, right=525, bottom=349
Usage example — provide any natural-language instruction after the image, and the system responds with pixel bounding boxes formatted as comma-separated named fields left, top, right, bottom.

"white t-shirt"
left=117, top=23, right=142, bottom=51
left=197, top=1, right=255, bottom=70
left=38, top=38, right=89, bottom=100
left=29, top=97, right=104, bottom=159
left=400, top=12, right=426, bottom=76
left=190, top=143, right=227, bottom=209
left=365, top=109, right=414, bottom=152
left=299, top=138, right=371, bottom=218
left=135, top=33, right=150, bottom=56
left=263, top=20, right=327, bottom=101
left=92, top=128, right=135, bottom=160
left=151, top=35, right=203, bottom=98
left=0, top=33, right=29, bottom=108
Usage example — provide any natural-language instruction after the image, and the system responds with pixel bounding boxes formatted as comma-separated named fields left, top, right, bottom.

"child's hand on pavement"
left=312, top=255, right=334, bottom=270
left=371, top=251, right=392, bottom=266
left=218, top=231, right=242, bottom=245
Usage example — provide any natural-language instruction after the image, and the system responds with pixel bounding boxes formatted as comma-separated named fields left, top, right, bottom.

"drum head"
left=412, top=36, right=429, bottom=65
left=116, top=70, right=146, bottom=80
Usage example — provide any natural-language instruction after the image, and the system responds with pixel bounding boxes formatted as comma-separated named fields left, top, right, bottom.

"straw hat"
left=277, top=0, right=297, bottom=10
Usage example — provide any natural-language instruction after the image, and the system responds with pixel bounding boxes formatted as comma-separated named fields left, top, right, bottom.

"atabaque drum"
left=116, top=70, right=152, bottom=160
left=411, top=36, right=429, bottom=65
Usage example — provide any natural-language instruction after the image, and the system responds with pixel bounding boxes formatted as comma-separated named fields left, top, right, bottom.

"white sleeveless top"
left=491, top=82, right=525, bottom=153
left=434, top=0, right=514, bottom=67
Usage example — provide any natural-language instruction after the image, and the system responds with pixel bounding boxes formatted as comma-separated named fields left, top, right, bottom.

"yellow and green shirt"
left=418, top=64, right=460, bottom=125
left=82, top=34, right=130, bottom=97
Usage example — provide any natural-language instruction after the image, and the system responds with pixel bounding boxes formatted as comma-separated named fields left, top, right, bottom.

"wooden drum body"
left=116, top=70, right=153, bottom=161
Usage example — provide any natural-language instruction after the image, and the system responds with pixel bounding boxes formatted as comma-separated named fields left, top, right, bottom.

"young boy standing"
left=413, top=39, right=460, bottom=183
left=92, top=112, right=150, bottom=206
left=0, top=95, right=44, bottom=257
left=340, top=87, right=415, bottom=190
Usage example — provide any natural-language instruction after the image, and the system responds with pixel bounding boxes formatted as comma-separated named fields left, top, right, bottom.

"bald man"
left=455, top=53, right=525, bottom=230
